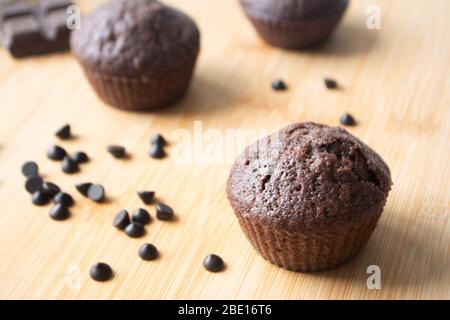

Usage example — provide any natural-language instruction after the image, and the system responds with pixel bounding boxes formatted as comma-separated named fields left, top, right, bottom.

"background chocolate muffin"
left=71, top=0, right=200, bottom=110
left=227, top=122, right=392, bottom=272
left=240, top=0, right=349, bottom=49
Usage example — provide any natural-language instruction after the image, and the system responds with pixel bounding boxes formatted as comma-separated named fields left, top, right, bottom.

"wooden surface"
left=0, top=0, right=449, bottom=300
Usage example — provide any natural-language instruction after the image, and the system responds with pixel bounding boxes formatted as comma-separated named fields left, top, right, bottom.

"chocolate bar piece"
left=0, top=0, right=74, bottom=58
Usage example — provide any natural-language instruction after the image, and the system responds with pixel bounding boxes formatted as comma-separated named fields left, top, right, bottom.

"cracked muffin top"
left=239, top=0, right=349, bottom=22
left=70, top=0, right=200, bottom=77
left=227, top=122, right=392, bottom=232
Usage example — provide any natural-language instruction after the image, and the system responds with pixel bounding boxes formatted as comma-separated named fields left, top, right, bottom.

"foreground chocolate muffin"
left=227, top=123, right=392, bottom=272
left=240, top=0, right=349, bottom=49
left=71, top=0, right=200, bottom=110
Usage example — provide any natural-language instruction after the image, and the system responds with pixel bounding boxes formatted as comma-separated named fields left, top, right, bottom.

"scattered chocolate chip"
left=62, top=156, right=79, bottom=174
left=324, top=78, right=338, bottom=89
left=132, top=208, right=151, bottom=225
left=87, top=184, right=105, bottom=203
left=71, top=151, right=89, bottom=164
left=42, top=182, right=61, bottom=197
left=21, top=161, right=39, bottom=178
left=107, top=145, right=126, bottom=159
left=124, top=222, right=145, bottom=238
left=25, top=176, right=44, bottom=194
left=53, top=192, right=74, bottom=207
left=49, top=204, right=70, bottom=221
left=75, top=182, right=92, bottom=197
left=139, top=243, right=158, bottom=261
left=340, top=113, right=356, bottom=126
left=151, top=133, right=167, bottom=147
left=271, top=79, right=287, bottom=91
left=47, top=145, right=67, bottom=161
left=89, top=263, right=113, bottom=282
left=113, top=209, right=130, bottom=230
left=55, top=124, right=71, bottom=140
left=32, top=191, right=51, bottom=206
left=137, top=191, right=155, bottom=205
left=203, top=254, right=225, bottom=272
left=156, top=203, right=174, bottom=221
left=149, top=144, right=166, bottom=159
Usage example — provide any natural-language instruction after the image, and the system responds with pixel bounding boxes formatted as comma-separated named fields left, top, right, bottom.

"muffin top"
left=240, top=0, right=349, bottom=23
left=70, top=0, right=200, bottom=77
left=227, top=122, right=392, bottom=233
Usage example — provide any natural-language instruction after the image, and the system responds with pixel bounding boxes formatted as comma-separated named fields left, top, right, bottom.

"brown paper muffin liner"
left=82, top=56, right=198, bottom=111
left=246, top=15, right=344, bottom=49
left=237, top=212, right=381, bottom=272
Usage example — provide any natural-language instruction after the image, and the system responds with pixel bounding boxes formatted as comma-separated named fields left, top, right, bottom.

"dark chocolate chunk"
left=324, top=78, right=339, bottom=89
left=151, top=133, right=167, bottom=147
left=124, top=222, right=145, bottom=238
left=89, top=263, right=113, bottom=282
left=87, top=184, right=105, bottom=203
left=53, top=192, right=74, bottom=207
left=137, top=191, right=155, bottom=205
left=156, top=203, right=174, bottom=221
left=203, top=254, right=225, bottom=273
left=62, top=156, right=79, bottom=174
left=107, top=145, right=126, bottom=159
left=21, top=161, right=39, bottom=177
left=271, top=79, right=287, bottom=91
left=75, top=182, right=92, bottom=197
left=149, top=144, right=166, bottom=159
left=47, top=145, right=66, bottom=161
left=139, top=243, right=158, bottom=261
left=25, top=176, right=44, bottom=194
left=49, top=203, right=70, bottom=221
left=113, top=209, right=130, bottom=230
left=32, top=191, right=51, bottom=206
left=0, top=0, right=73, bottom=58
left=42, top=182, right=61, bottom=197
left=132, top=208, right=151, bottom=225
left=70, top=151, right=89, bottom=164
left=340, top=113, right=356, bottom=126
left=55, top=124, right=71, bottom=140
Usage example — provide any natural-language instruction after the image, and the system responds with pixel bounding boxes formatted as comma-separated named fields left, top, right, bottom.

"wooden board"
left=0, top=0, right=449, bottom=300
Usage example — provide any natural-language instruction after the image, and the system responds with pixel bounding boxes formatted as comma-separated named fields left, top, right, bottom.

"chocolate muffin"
left=239, top=0, right=349, bottom=49
left=227, top=122, right=392, bottom=272
left=71, top=0, right=200, bottom=110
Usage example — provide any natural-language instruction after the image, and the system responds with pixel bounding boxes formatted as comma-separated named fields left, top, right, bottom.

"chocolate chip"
left=272, top=79, right=287, bottom=91
left=25, top=176, right=44, bottom=194
left=113, top=209, right=130, bottom=230
left=340, top=113, right=356, bottom=126
left=49, top=204, right=70, bottom=221
left=107, top=145, right=126, bottom=159
left=55, top=124, right=71, bottom=140
left=124, top=222, right=145, bottom=238
left=75, top=182, right=92, bottom=197
left=62, top=156, right=79, bottom=174
left=71, top=151, right=89, bottom=164
left=53, top=192, right=74, bottom=207
left=32, top=191, right=51, bottom=206
left=203, top=254, right=225, bottom=272
left=139, top=243, right=158, bottom=261
left=89, top=263, right=113, bottom=282
left=21, top=161, right=39, bottom=177
left=87, top=184, right=105, bottom=203
left=137, top=191, right=155, bottom=205
left=324, top=78, right=338, bottom=89
left=42, top=182, right=61, bottom=197
left=132, top=208, right=151, bottom=225
left=149, top=144, right=166, bottom=159
left=47, top=145, right=67, bottom=161
left=156, top=203, right=174, bottom=221
left=151, top=133, right=167, bottom=147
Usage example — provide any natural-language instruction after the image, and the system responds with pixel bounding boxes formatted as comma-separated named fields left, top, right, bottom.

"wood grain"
left=0, top=0, right=448, bottom=299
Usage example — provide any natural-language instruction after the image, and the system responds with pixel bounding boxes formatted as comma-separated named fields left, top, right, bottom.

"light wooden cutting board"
left=0, top=0, right=448, bottom=299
